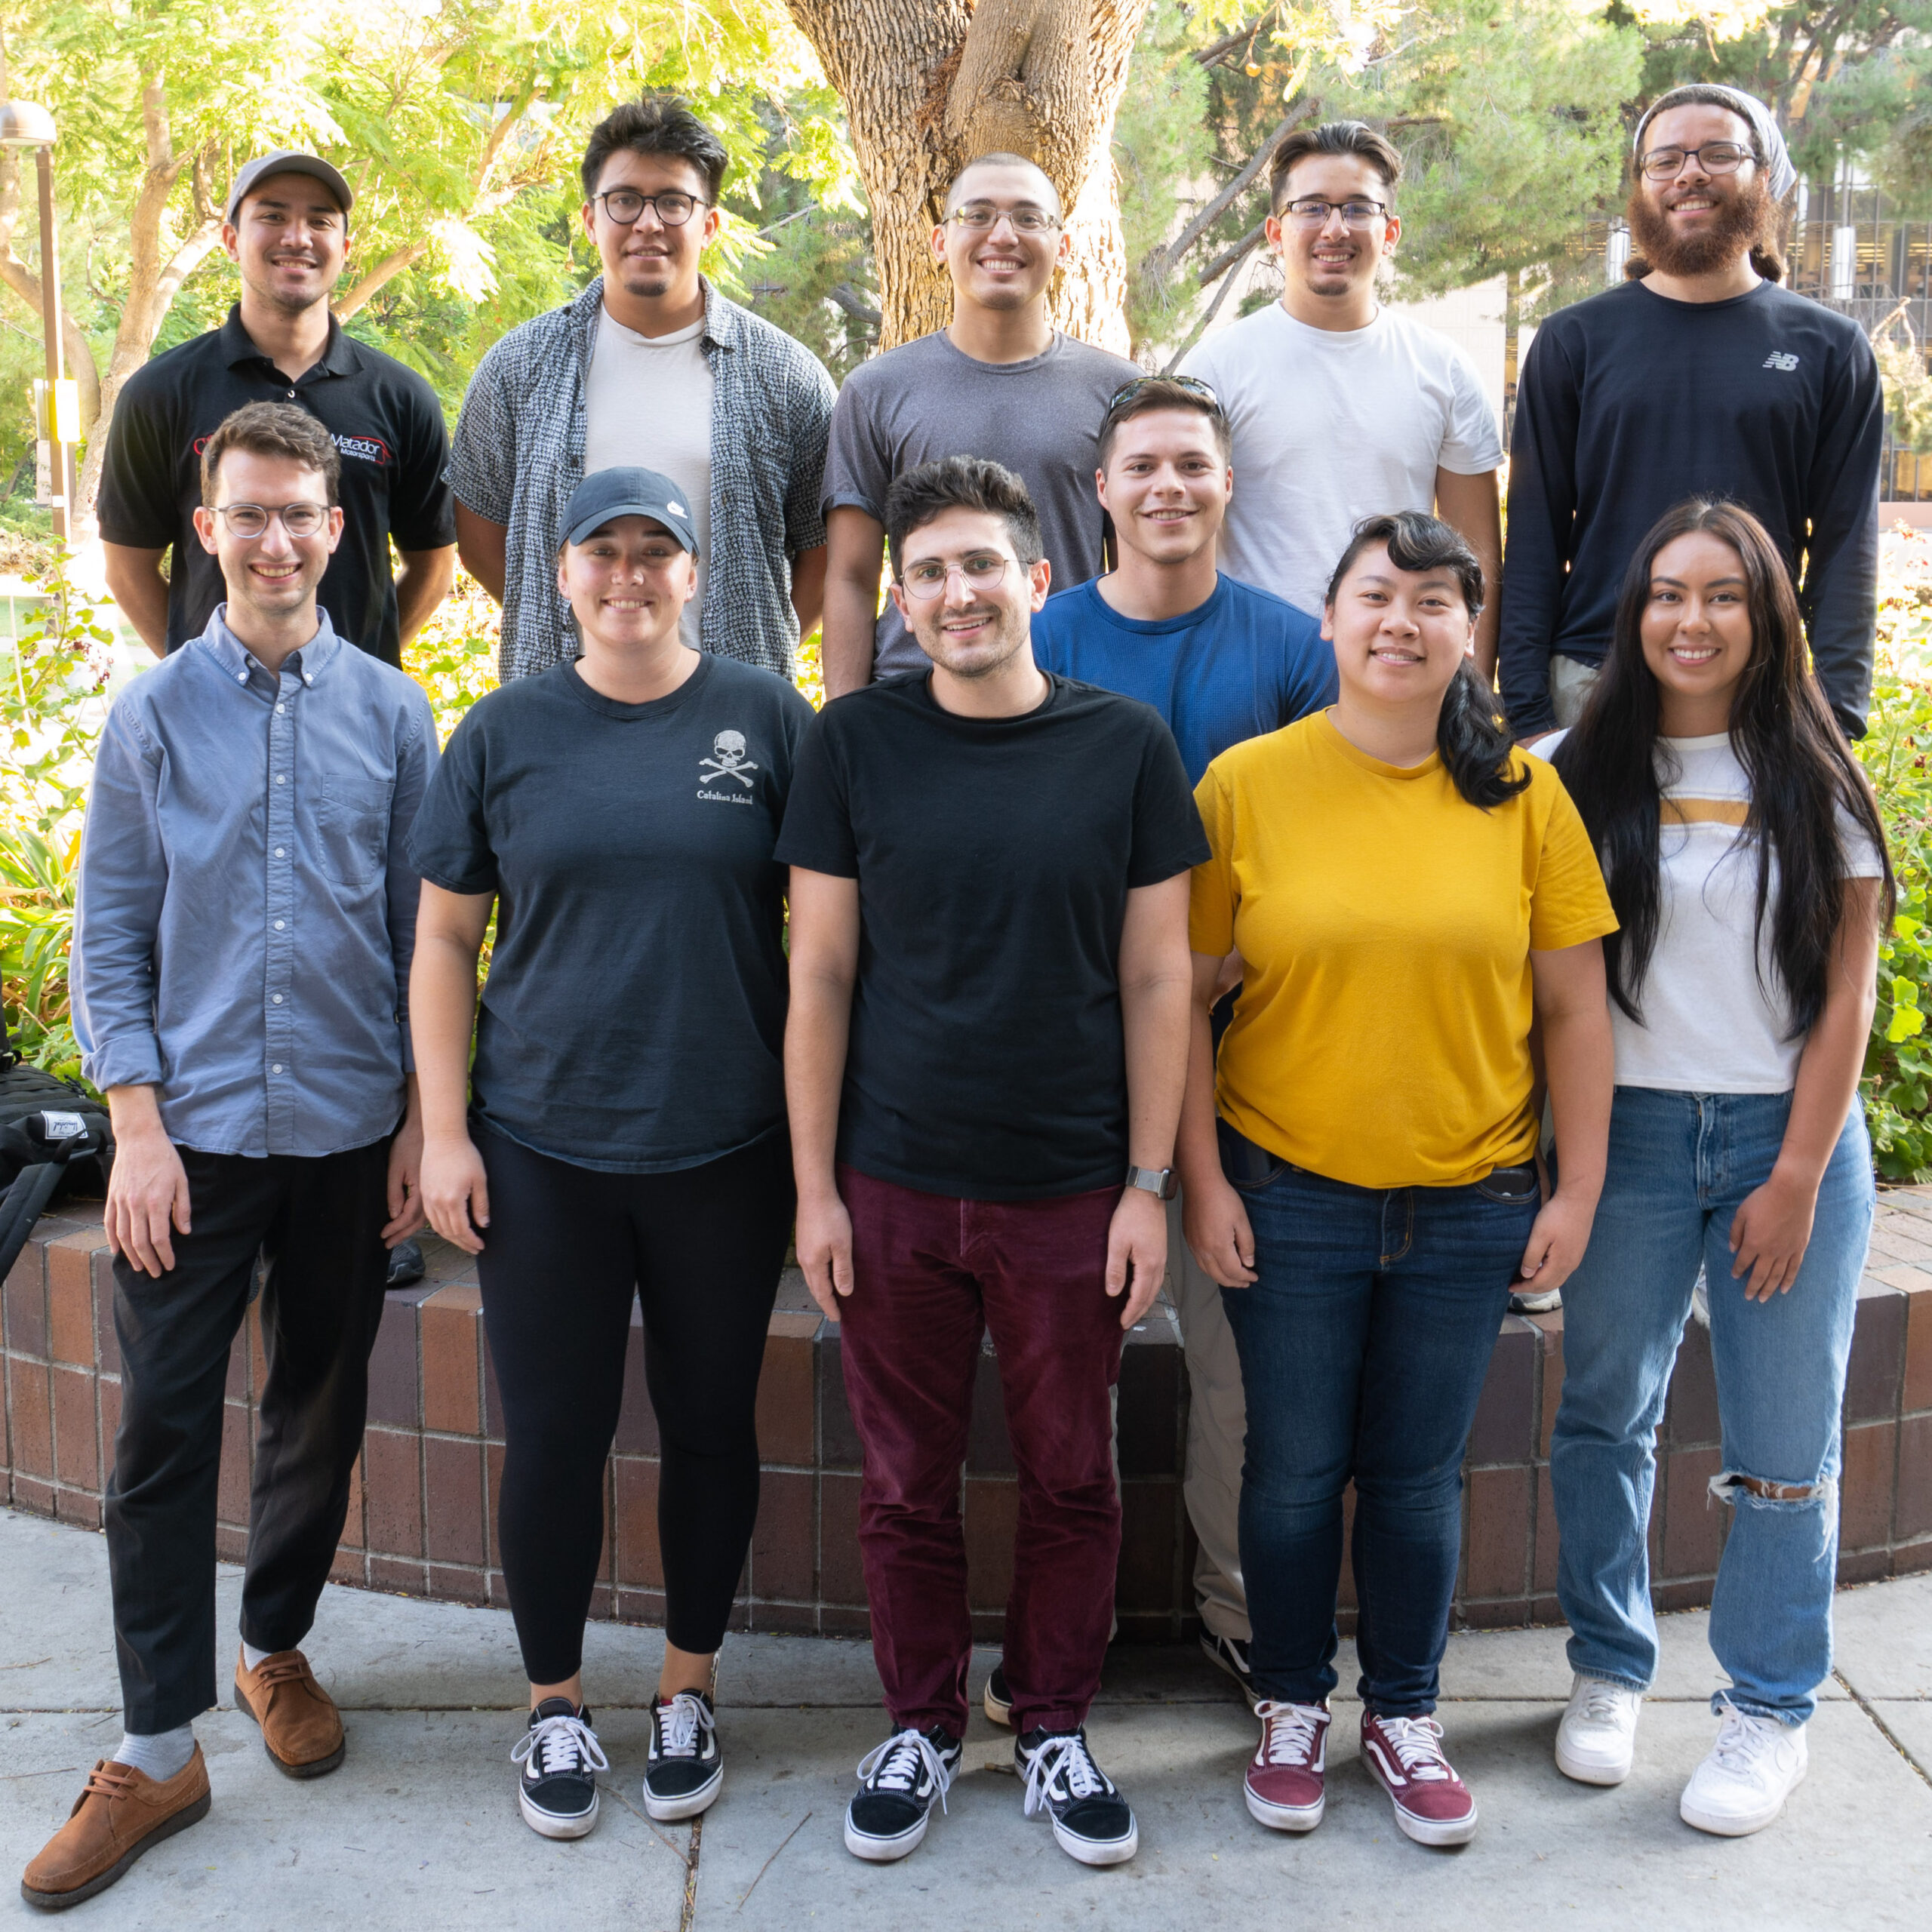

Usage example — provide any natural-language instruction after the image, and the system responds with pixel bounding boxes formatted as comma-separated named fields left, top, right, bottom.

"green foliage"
left=1856, top=528, right=1932, bottom=1179
left=0, top=548, right=115, bottom=1081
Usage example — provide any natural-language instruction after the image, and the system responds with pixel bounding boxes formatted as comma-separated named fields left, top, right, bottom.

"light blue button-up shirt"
left=73, top=608, right=436, bottom=1158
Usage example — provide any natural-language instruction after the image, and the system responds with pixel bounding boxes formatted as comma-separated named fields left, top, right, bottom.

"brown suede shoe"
left=233, top=1647, right=346, bottom=1777
left=20, top=1749, right=211, bottom=1910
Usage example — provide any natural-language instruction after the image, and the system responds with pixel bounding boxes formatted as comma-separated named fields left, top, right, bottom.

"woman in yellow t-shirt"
left=1177, top=511, right=1617, bottom=1850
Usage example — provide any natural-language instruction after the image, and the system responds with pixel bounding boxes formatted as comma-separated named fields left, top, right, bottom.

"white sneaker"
left=1679, top=1702, right=1807, bottom=1837
left=1555, top=1675, right=1642, bottom=1786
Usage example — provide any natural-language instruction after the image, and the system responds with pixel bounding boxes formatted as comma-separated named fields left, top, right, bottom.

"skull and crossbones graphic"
left=698, top=730, right=758, bottom=789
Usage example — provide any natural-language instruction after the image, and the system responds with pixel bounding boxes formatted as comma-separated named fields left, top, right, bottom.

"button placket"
left=265, top=661, right=300, bottom=1146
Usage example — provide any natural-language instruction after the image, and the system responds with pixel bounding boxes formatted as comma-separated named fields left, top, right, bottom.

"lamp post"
left=0, top=98, right=76, bottom=543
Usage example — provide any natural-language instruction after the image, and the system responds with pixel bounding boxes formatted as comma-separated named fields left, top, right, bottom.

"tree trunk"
left=783, top=0, right=1153, bottom=354
left=0, top=149, right=101, bottom=435
left=1501, top=266, right=1521, bottom=445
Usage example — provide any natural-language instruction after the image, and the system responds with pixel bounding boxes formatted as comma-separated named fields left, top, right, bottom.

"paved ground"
left=0, top=1511, right=1924, bottom=1929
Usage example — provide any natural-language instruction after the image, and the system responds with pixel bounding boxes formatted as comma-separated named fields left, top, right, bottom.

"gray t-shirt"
left=408, top=653, right=813, bottom=1173
left=823, top=329, right=1140, bottom=675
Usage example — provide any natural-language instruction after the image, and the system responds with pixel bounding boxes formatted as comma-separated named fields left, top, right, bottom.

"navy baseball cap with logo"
left=561, top=467, right=700, bottom=555
left=226, top=150, right=355, bottom=225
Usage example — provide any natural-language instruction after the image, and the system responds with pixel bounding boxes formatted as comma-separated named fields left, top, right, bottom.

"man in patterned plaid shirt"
left=450, top=97, right=836, bottom=681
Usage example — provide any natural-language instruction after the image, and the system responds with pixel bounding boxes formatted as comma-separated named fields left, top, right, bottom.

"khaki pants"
left=1549, top=652, right=1600, bottom=728
left=1167, top=1190, right=1251, bottom=1642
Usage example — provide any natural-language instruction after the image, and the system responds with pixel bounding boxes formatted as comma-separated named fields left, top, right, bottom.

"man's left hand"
left=1105, top=1186, right=1168, bottom=1331
left=383, top=1111, right=427, bottom=1245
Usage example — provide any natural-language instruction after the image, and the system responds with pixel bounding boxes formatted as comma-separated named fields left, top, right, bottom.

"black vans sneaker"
left=511, top=1698, right=608, bottom=1839
left=644, top=1688, right=722, bottom=1820
left=1200, top=1629, right=1259, bottom=1709
left=1017, top=1726, right=1138, bottom=1866
left=983, top=1662, right=1013, bottom=1727
left=844, top=1724, right=961, bottom=1863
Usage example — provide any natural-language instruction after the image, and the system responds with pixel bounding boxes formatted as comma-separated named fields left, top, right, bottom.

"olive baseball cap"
left=561, top=467, right=700, bottom=554
left=225, top=150, right=355, bottom=225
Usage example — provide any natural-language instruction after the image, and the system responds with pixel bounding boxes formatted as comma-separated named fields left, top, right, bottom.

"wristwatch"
left=1124, top=1165, right=1179, bottom=1201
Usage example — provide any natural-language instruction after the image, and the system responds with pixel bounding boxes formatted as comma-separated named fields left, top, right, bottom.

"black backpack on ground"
left=0, top=1026, right=112, bottom=1282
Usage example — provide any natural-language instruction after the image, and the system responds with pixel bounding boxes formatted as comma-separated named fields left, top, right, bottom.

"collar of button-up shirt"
left=198, top=601, right=342, bottom=688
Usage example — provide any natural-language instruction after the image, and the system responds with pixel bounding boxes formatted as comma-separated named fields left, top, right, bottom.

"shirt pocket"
left=315, top=774, right=393, bottom=891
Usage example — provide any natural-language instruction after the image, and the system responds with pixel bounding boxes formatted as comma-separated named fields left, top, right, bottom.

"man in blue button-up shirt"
left=31, top=404, right=435, bottom=1909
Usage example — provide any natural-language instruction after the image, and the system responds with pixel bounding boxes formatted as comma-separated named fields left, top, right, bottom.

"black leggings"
left=475, top=1125, right=795, bottom=1680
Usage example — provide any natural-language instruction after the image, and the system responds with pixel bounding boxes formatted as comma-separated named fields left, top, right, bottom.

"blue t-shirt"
left=1029, top=574, right=1336, bottom=783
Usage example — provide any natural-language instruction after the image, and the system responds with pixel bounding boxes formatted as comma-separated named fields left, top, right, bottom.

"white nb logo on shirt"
left=1761, top=352, right=1800, bottom=371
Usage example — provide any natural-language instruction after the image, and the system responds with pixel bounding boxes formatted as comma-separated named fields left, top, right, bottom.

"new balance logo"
left=1762, top=352, right=1800, bottom=371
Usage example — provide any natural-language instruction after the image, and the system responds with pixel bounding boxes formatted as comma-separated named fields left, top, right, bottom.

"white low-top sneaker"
left=1555, top=1675, right=1642, bottom=1786
left=1679, top=1702, right=1807, bottom=1837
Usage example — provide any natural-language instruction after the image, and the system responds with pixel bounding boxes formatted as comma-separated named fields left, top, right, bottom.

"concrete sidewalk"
left=0, top=1511, right=1924, bottom=1930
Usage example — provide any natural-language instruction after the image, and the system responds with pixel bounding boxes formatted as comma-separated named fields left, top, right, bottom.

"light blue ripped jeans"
left=1549, top=1087, right=1872, bottom=1724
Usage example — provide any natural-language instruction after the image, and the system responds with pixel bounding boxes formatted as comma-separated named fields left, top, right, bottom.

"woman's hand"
left=1728, top=1166, right=1820, bottom=1302
left=1183, top=1172, right=1258, bottom=1288
left=1515, top=1190, right=1595, bottom=1297
left=420, top=1134, right=491, bottom=1254
left=795, top=1186, right=855, bottom=1321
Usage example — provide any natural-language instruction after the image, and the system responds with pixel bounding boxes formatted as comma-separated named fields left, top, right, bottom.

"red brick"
left=364, top=1299, right=420, bottom=1428
left=339, top=1452, right=365, bottom=1552
left=1660, top=1447, right=1726, bottom=1579
left=368, top=1555, right=425, bottom=1595
left=224, top=1328, right=248, bottom=1403
left=215, top=1523, right=249, bottom=1563
left=5, top=1242, right=48, bottom=1358
left=484, top=1441, right=506, bottom=1565
left=612, top=1321, right=657, bottom=1456
left=1840, top=1420, right=1897, bottom=1551
left=755, top=1327, right=816, bottom=1467
left=751, top=1468, right=814, bottom=1601
left=598, top=1465, right=614, bottom=1583
left=1894, top=1536, right=1932, bottom=1575
left=91, top=1258, right=118, bottom=1375
left=426, top=1564, right=488, bottom=1606
left=1116, top=1483, right=1178, bottom=1612
left=330, top=1546, right=368, bottom=1586
left=8, top=1359, right=53, bottom=1477
left=217, top=1402, right=252, bottom=1526
left=615, top=1588, right=667, bottom=1626
left=362, top=1428, right=424, bottom=1557
left=97, top=1377, right=121, bottom=1475
left=424, top=1436, right=485, bottom=1567
left=1533, top=1464, right=1561, bottom=1595
left=1530, top=1593, right=1562, bottom=1626
left=248, top=1300, right=268, bottom=1395
left=10, top=1474, right=54, bottom=1516
left=45, top=1236, right=100, bottom=1367
left=1337, top=1484, right=1358, bottom=1611
left=752, top=1598, right=820, bottom=1635
left=820, top=1472, right=866, bottom=1605
left=588, top=1584, right=615, bottom=1623
left=614, top=1456, right=662, bottom=1589
left=1459, top=1597, right=1530, bottom=1630
left=1651, top=1577, right=1715, bottom=1614
left=964, top=1478, right=1018, bottom=1612
left=54, top=1487, right=100, bottom=1529
left=1466, top=1466, right=1531, bottom=1600
left=51, top=1367, right=97, bottom=1492
left=821, top=1604, right=872, bottom=1638
left=1532, top=1314, right=1564, bottom=1457
left=420, top=1285, right=482, bottom=1436
left=1835, top=1547, right=1894, bottom=1586
left=1904, top=1276, right=1932, bottom=1412
left=1898, top=1414, right=1932, bottom=1540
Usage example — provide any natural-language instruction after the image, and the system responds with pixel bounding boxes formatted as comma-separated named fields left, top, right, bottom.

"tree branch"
left=1140, top=103, right=1309, bottom=293
left=334, top=240, right=431, bottom=320
left=828, top=281, right=881, bottom=329
left=1161, top=240, right=1255, bottom=375
left=1196, top=220, right=1265, bottom=289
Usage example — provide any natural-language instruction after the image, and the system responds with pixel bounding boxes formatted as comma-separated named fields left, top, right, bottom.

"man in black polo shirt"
left=98, top=150, right=457, bottom=668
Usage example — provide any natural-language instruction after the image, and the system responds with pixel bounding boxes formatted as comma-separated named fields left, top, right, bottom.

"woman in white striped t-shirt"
left=1543, top=498, right=1891, bottom=1838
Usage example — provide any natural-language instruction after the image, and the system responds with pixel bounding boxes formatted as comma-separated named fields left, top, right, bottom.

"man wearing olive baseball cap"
left=98, top=149, right=457, bottom=678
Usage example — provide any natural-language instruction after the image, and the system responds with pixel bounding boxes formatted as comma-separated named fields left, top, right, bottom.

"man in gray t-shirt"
left=821, top=153, right=1137, bottom=694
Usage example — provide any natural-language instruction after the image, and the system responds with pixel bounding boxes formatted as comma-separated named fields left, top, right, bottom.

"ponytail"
left=1438, top=659, right=1531, bottom=809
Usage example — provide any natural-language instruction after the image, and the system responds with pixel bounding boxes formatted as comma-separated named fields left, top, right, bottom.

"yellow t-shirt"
left=1189, top=712, right=1617, bottom=1189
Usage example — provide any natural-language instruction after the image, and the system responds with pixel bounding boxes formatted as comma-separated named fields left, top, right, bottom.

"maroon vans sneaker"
left=1244, top=1700, right=1330, bottom=1832
left=1359, top=1712, right=1478, bottom=1846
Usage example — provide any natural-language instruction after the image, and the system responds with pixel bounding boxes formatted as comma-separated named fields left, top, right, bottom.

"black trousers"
left=475, top=1126, right=794, bottom=1680
left=106, top=1140, right=392, bottom=1734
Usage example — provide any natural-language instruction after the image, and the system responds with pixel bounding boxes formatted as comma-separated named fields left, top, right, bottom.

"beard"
left=1626, top=171, right=1771, bottom=279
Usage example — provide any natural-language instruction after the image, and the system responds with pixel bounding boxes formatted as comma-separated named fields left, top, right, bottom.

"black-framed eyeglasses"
left=1638, top=141, right=1754, bottom=180
left=1106, top=373, right=1223, bottom=416
left=591, top=188, right=710, bottom=227
left=209, top=501, right=331, bottom=538
left=946, top=202, right=1061, bottom=235
left=900, top=554, right=1013, bottom=599
left=1281, top=196, right=1390, bottom=228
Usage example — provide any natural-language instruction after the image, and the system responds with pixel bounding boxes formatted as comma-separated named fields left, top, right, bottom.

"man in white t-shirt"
left=1180, top=122, right=1503, bottom=674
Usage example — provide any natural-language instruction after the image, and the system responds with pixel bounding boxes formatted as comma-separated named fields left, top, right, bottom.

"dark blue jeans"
left=1219, top=1132, right=1537, bottom=1714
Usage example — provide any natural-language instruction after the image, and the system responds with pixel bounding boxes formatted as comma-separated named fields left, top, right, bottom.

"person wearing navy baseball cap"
left=408, top=456, right=814, bottom=1844
left=97, top=148, right=457, bottom=678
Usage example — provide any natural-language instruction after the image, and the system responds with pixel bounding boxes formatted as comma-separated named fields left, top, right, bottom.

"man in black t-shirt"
left=778, top=457, right=1205, bottom=1872
left=98, top=149, right=457, bottom=668
left=1501, top=85, right=1881, bottom=740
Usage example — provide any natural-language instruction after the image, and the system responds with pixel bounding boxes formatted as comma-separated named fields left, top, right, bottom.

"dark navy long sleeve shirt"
left=1500, top=280, right=1881, bottom=738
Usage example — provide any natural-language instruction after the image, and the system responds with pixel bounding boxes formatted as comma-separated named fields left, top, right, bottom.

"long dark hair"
left=1325, top=511, right=1528, bottom=808
left=1552, top=498, right=1892, bottom=1031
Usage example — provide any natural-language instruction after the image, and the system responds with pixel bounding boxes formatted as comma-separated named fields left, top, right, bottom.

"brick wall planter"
left=7, top=1189, right=1930, bottom=1639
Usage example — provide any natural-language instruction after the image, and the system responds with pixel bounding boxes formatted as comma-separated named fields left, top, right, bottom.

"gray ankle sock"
left=113, top=1724, right=195, bottom=1783
left=241, top=1641, right=272, bottom=1672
